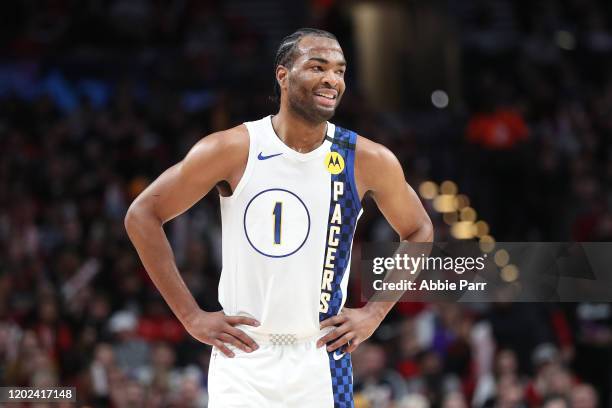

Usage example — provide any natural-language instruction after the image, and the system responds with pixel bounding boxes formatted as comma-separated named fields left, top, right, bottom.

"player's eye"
left=312, top=66, right=323, bottom=72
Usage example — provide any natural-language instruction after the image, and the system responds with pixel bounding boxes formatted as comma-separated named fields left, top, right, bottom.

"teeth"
left=316, top=93, right=335, bottom=99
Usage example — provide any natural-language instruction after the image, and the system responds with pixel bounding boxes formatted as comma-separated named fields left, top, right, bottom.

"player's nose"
left=321, top=69, right=339, bottom=88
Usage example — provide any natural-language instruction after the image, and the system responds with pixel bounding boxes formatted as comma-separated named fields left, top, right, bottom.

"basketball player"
left=125, top=28, right=433, bottom=407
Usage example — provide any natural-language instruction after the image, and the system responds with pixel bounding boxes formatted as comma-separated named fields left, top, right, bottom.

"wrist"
left=364, top=301, right=392, bottom=321
left=180, top=307, right=204, bottom=327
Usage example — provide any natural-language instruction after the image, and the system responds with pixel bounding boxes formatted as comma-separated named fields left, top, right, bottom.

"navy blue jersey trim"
left=319, top=126, right=361, bottom=407
left=319, top=126, right=362, bottom=320
left=325, top=135, right=356, bottom=150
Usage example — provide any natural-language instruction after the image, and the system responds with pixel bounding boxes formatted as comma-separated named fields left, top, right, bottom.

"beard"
left=287, top=81, right=338, bottom=124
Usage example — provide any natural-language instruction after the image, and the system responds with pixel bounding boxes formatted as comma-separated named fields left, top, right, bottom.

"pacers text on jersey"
left=319, top=181, right=344, bottom=313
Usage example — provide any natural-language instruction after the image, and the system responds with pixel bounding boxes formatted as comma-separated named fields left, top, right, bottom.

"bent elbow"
left=421, top=217, right=434, bottom=242
left=124, top=200, right=149, bottom=234
left=124, top=204, right=139, bottom=235
left=399, top=216, right=434, bottom=243
left=124, top=199, right=163, bottom=236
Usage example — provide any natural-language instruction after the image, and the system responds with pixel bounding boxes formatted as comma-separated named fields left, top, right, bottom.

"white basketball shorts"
left=207, top=330, right=354, bottom=408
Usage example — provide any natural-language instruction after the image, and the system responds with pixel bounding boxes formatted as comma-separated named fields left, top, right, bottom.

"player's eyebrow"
left=307, top=57, right=347, bottom=66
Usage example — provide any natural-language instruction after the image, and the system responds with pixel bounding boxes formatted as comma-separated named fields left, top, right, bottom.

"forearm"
left=124, top=206, right=200, bottom=324
left=364, top=219, right=434, bottom=318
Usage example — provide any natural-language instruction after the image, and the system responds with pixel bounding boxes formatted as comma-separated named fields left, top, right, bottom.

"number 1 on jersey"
left=273, top=202, right=282, bottom=245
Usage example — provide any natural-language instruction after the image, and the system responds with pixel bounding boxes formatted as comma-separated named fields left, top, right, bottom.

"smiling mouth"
left=314, top=92, right=337, bottom=100
left=313, top=92, right=338, bottom=109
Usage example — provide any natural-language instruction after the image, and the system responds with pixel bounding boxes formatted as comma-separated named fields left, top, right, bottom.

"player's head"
left=274, top=28, right=346, bottom=123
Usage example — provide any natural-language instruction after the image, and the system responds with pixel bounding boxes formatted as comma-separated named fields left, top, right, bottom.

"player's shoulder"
left=198, top=123, right=248, bottom=151
left=186, top=124, right=248, bottom=161
left=354, top=134, right=400, bottom=169
left=180, top=124, right=249, bottom=181
left=353, top=134, right=404, bottom=196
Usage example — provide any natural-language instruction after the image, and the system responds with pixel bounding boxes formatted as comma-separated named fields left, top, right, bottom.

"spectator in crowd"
left=441, top=391, right=468, bottom=408
left=540, top=394, right=570, bottom=408
left=108, top=310, right=150, bottom=375
left=353, top=342, right=409, bottom=407
left=84, top=342, right=116, bottom=407
left=571, top=383, right=598, bottom=408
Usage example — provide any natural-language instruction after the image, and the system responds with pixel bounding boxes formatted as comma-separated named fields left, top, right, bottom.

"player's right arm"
left=124, top=125, right=259, bottom=357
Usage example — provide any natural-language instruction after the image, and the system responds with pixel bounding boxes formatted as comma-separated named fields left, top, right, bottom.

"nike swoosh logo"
left=332, top=350, right=346, bottom=361
left=258, top=152, right=283, bottom=160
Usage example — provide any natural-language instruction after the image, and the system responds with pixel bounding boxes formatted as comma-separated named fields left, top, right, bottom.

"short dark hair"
left=272, top=28, right=338, bottom=102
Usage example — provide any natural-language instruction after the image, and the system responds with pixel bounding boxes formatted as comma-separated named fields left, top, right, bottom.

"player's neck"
left=271, top=109, right=327, bottom=154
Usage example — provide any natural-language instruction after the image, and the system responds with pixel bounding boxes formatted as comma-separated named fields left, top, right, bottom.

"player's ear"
left=276, top=65, right=288, bottom=91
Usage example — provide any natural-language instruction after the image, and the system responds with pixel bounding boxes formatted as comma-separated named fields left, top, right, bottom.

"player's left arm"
left=318, top=136, right=433, bottom=353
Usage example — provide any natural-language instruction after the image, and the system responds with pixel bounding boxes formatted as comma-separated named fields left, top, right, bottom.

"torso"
left=216, top=116, right=364, bottom=335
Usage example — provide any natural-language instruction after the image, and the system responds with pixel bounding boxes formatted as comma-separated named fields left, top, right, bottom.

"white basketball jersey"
left=218, top=115, right=362, bottom=337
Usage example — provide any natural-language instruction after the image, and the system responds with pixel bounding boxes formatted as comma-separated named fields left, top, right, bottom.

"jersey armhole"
left=347, top=132, right=363, bottom=212
left=220, top=122, right=256, bottom=202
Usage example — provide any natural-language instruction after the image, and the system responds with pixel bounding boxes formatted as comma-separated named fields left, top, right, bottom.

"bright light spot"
left=443, top=212, right=458, bottom=225
left=474, top=221, right=489, bottom=237
left=460, top=207, right=477, bottom=222
left=494, top=249, right=510, bottom=267
left=556, top=30, right=576, bottom=50
left=501, top=264, right=519, bottom=282
left=440, top=180, right=458, bottom=195
left=451, top=221, right=475, bottom=239
left=419, top=181, right=438, bottom=200
left=433, top=194, right=457, bottom=213
left=431, top=90, right=449, bottom=109
left=479, top=235, right=495, bottom=253
left=454, top=194, right=470, bottom=210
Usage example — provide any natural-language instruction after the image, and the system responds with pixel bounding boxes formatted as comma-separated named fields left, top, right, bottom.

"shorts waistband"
left=245, top=328, right=332, bottom=346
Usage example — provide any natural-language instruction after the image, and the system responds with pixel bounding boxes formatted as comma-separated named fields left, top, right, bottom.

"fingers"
left=326, top=333, right=355, bottom=352
left=219, top=333, right=253, bottom=353
left=213, top=340, right=235, bottom=358
left=226, top=325, right=259, bottom=351
left=209, top=315, right=260, bottom=356
left=345, top=338, right=361, bottom=353
left=319, top=314, right=347, bottom=329
left=226, top=316, right=260, bottom=327
left=317, top=324, right=350, bottom=348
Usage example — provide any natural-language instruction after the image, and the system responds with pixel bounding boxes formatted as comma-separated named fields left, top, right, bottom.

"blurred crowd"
left=1, top=0, right=612, bottom=407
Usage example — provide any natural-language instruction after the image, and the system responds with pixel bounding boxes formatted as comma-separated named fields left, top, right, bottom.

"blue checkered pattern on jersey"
left=327, top=350, right=354, bottom=408
left=320, top=126, right=361, bottom=321
left=319, top=126, right=360, bottom=408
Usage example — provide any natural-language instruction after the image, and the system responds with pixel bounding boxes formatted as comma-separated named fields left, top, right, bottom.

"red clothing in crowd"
left=466, top=108, right=529, bottom=150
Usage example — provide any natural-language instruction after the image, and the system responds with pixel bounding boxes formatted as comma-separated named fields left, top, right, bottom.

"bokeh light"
left=443, top=212, right=459, bottom=225
left=479, top=235, right=496, bottom=253
left=494, top=249, right=510, bottom=267
left=501, top=264, right=520, bottom=282
left=419, top=181, right=439, bottom=200
left=473, top=221, right=489, bottom=237
left=451, top=221, right=475, bottom=239
left=433, top=194, right=457, bottom=213
left=431, top=90, right=449, bottom=108
left=440, top=180, right=458, bottom=195
left=454, top=194, right=470, bottom=210
left=460, top=207, right=477, bottom=222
